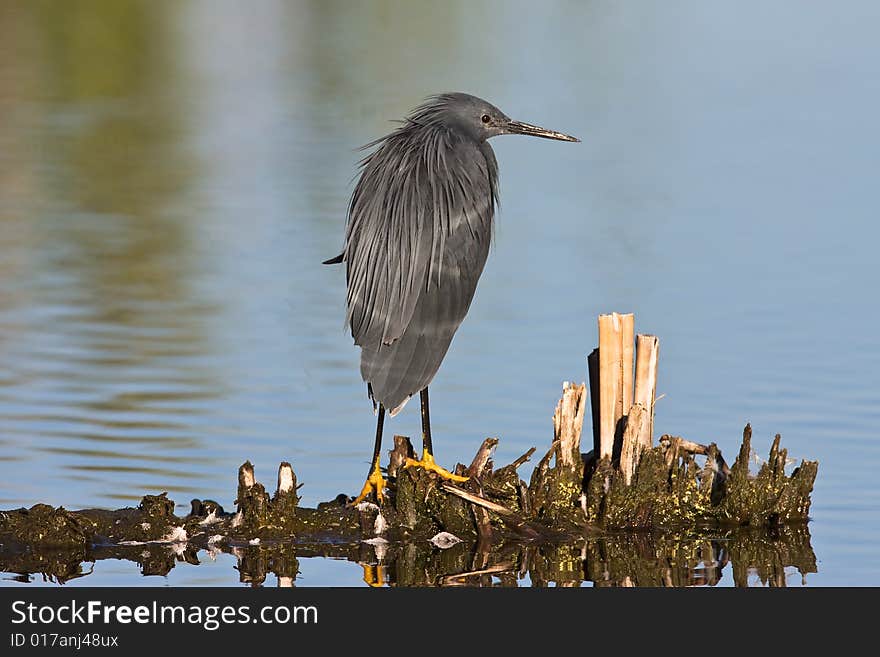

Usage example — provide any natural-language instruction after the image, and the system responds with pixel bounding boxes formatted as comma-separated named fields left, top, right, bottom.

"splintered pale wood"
left=466, top=438, right=498, bottom=545
left=659, top=434, right=731, bottom=477
left=553, top=382, right=587, bottom=467
left=388, top=435, right=415, bottom=478
left=619, top=402, right=646, bottom=485
left=659, top=434, right=709, bottom=455
left=597, top=312, right=633, bottom=459
left=239, top=461, right=255, bottom=489
left=621, top=313, right=635, bottom=417
left=633, top=334, right=659, bottom=449
left=276, top=462, right=296, bottom=494
left=597, top=314, right=621, bottom=459
left=468, top=438, right=499, bottom=478
left=441, top=483, right=517, bottom=518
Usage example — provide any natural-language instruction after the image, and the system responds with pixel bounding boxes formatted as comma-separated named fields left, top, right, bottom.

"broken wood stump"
left=0, top=312, right=818, bottom=583
left=582, top=312, right=815, bottom=529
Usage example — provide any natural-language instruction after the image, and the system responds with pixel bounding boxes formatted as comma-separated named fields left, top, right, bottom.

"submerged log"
left=582, top=422, right=816, bottom=529
left=0, top=418, right=816, bottom=552
left=0, top=313, right=819, bottom=586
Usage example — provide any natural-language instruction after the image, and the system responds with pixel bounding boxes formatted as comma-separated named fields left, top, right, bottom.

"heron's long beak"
left=506, top=119, right=580, bottom=142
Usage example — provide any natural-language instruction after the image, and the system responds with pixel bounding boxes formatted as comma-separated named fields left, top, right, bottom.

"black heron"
left=325, top=92, right=578, bottom=504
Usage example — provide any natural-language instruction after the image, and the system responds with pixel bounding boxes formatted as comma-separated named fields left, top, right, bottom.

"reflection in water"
left=1, top=526, right=815, bottom=587
left=0, top=2, right=223, bottom=507
left=0, top=1, right=878, bottom=585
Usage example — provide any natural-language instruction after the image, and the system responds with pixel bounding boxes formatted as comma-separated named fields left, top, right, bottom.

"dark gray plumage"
left=328, top=92, right=577, bottom=414
left=347, top=97, right=498, bottom=415
left=325, top=92, right=578, bottom=504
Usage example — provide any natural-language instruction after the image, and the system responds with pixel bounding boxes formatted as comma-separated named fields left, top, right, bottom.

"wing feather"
left=343, top=100, right=499, bottom=411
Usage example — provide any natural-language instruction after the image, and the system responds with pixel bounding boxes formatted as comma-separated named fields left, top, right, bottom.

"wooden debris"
left=467, top=438, right=498, bottom=477
left=0, top=312, right=818, bottom=588
left=272, top=461, right=299, bottom=519
left=621, top=313, right=635, bottom=421
left=464, top=438, right=498, bottom=545
left=598, top=313, right=629, bottom=459
left=553, top=382, right=587, bottom=467
left=442, top=484, right=517, bottom=518
left=388, top=435, right=415, bottom=478
left=619, top=402, right=646, bottom=485
left=633, top=334, right=659, bottom=449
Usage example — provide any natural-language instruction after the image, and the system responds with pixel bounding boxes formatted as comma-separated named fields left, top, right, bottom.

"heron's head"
left=413, top=92, right=579, bottom=144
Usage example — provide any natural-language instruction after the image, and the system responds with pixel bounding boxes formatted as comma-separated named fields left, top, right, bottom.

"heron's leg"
left=351, top=405, right=387, bottom=505
left=403, top=387, right=468, bottom=482
left=420, top=387, right=434, bottom=456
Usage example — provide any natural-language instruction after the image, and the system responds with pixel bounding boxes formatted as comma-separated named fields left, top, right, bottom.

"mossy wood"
left=0, top=313, right=818, bottom=582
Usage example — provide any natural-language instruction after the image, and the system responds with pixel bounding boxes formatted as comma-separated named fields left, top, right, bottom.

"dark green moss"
left=586, top=425, right=817, bottom=530
left=0, top=504, right=90, bottom=549
left=718, top=427, right=817, bottom=526
left=0, top=423, right=817, bottom=575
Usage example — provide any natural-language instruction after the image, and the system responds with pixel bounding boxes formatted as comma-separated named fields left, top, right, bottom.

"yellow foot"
left=403, top=449, right=469, bottom=483
left=360, top=564, right=385, bottom=587
left=350, top=457, right=386, bottom=505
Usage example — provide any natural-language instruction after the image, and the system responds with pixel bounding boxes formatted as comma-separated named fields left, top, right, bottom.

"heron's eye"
left=481, top=114, right=491, bottom=124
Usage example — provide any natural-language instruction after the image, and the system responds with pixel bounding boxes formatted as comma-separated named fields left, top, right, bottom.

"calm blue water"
left=1, top=1, right=878, bottom=586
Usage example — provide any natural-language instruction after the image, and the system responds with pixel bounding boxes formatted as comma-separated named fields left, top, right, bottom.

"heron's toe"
left=403, top=450, right=468, bottom=483
left=350, top=459, right=386, bottom=506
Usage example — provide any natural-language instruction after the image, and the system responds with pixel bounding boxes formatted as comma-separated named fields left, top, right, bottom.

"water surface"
left=1, top=1, right=878, bottom=586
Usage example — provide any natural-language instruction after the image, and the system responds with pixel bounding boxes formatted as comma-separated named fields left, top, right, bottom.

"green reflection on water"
left=0, top=1, right=220, bottom=499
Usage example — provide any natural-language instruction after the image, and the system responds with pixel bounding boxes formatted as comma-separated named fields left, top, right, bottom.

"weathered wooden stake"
left=239, top=461, right=255, bottom=490
left=464, top=438, right=500, bottom=547
left=553, top=382, right=587, bottom=467
left=235, top=460, right=270, bottom=528
left=597, top=312, right=633, bottom=459
left=273, top=461, right=299, bottom=517
left=659, top=434, right=731, bottom=478
left=633, top=334, right=659, bottom=449
left=621, top=313, right=635, bottom=417
left=597, top=314, right=620, bottom=459
left=276, top=462, right=296, bottom=494
left=388, top=435, right=415, bottom=478
left=467, top=438, right=498, bottom=477
left=619, top=402, right=646, bottom=485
